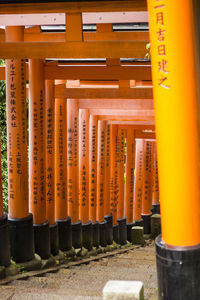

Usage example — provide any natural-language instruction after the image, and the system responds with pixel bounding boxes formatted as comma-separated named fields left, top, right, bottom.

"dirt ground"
left=0, top=241, right=158, bottom=300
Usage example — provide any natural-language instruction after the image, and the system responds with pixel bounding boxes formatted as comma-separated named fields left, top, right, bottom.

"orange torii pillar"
left=141, top=140, right=153, bottom=234
left=151, top=142, right=160, bottom=214
left=104, top=122, right=113, bottom=244
left=110, top=124, right=119, bottom=243
left=117, top=126, right=127, bottom=245
left=125, top=128, right=136, bottom=242
left=67, top=99, right=82, bottom=248
left=89, top=115, right=99, bottom=247
left=133, top=139, right=144, bottom=227
left=148, top=0, right=200, bottom=298
left=66, top=81, right=80, bottom=250
left=0, top=135, right=10, bottom=267
left=45, top=80, right=59, bottom=255
left=6, top=26, right=34, bottom=263
left=55, top=80, right=72, bottom=251
left=29, top=59, right=50, bottom=259
left=79, top=109, right=92, bottom=250
left=96, top=120, right=107, bottom=247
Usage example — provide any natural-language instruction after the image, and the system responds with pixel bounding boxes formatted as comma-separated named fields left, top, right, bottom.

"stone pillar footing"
left=103, top=280, right=144, bottom=300
left=131, top=226, right=145, bottom=246
left=151, top=214, right=161, bottom=239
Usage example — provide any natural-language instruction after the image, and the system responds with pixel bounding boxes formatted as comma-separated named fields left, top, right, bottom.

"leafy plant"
left=145, top=42, right=151, bottom=59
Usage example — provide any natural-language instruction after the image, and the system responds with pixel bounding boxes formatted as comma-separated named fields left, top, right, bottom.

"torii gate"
left=0, top=1, right=199, bottom=299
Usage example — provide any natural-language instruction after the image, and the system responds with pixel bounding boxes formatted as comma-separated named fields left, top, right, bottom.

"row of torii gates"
left=0, top=1, right=200, bottom=300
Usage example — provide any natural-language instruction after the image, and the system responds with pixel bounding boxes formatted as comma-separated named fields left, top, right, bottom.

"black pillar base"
left=72, top=220, right=82, bottom=249
left=50, top=223, right=59, bottom=256
left=92, top=221, right=99, bottom=247
left=0, top=214, right=10, bottom=266
left=56, top=216, right=72, bottom=251
left=113, top=224, right=119, bottom=244
left=99, top=221, right=107, bottom=247
left=127, top=222, right=135, bottom=243
left=8, top=213, right=34, bottom=263
left=34, top=220, right=51, bottom=259
left=151, top=203, right=160, bottom=215
left=104, top=214, right=113, bottom=245
left=82, top=221, right=92, bottom=250
left=142, top=214, right=152, bottom=234
left=134, top=219, right=144, bottom=227
left=117, top=217, right=127, bottom=245
left=156, top=235, right=200, bottom=300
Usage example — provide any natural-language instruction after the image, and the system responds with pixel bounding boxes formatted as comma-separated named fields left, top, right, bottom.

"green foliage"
left=0, top=59, right=8, bottom=212
left=145, top=42, right=151, bottom=59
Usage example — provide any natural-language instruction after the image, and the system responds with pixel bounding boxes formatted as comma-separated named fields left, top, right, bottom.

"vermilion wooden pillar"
left=110, top=124, right=119, bottom=243
left=6, top=26, right=34, bottom=263
left=117, top=126, right=127, bottom=245
left=117, top=127, right=125, bottom=219
left=45, top=80, right=59, bottom=255
left=125, top=128, right=136, bottom=242
left=133, top=139, right=144, bottom=226
left=79, top=109, right=92, bottom=249
left=96, top=120, right=107, bottom=246
left=29, top=59, right=50, bottom=259
left=89, top=115, right=99, bottom=247
left=148, top=0, right=200, bottom=298
left=0, top=135, right=10, bottom=266
left=104, top=123, right=111, bottom=217
left=67, top=98, right=82, bottom=248
left=141, top=140, right=153, bottom=234
left=89, top=115, right=97, bottom=223
left=151, top=142, right=160, bottom=214
left=55, top=80, right=72, bottom=251
left=104, top=122, right=113, bottom=244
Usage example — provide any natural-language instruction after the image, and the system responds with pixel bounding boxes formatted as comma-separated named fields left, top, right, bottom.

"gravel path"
left=0, top=241, right=158, bottom=300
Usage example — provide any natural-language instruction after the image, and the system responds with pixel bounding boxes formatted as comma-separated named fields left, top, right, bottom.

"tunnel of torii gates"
left=0, top=0, right=200, bottom=299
